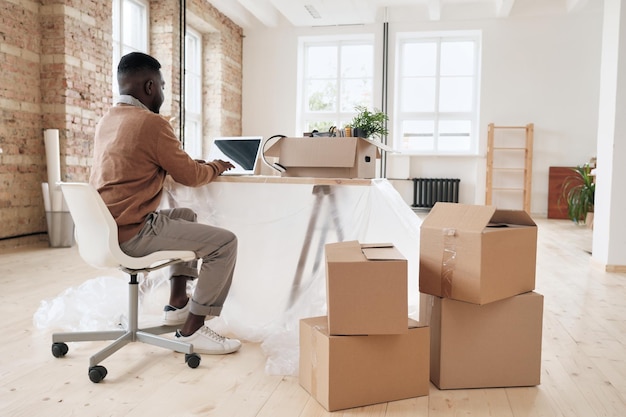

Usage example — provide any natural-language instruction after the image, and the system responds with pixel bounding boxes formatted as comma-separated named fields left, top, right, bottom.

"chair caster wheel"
left=51, top=342, right=69, bottom=358
left=88, top=365, right=108, bottom=383
left=185, top=353, right=201, bottom=368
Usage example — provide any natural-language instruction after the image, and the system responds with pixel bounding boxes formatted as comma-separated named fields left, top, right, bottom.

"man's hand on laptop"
left=211, top=159, right=235, bottom=174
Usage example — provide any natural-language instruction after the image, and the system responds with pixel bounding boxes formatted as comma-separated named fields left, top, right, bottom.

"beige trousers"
left=120, top=207, right=237, bottom=317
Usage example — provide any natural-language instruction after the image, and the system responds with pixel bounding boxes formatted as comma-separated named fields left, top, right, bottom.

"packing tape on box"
left=441, top=228, right=457, bottom=298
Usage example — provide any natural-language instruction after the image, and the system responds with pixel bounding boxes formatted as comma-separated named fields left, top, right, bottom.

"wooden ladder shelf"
left=485, top=123, right=534, bottom=213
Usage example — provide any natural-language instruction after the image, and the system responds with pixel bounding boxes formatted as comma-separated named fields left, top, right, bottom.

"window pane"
left=184, top=121, right=201, bottom=159
left=306, top=120, right=336, bottom=133
left=341, top=78, right=372, bottom=112
left=186, top=75, right=201, bottom=112
left=402, top=42, right=437, bottom=76
left=402, top=77, right=436, bottom=112
left=306, top=80, right=337, bottom=111
left=186, top=36, right=200, bottom=69
left=438, top=120, right=471, bottom=151
left=185, top=28, right=202, bottom=157
left=113, top=0, right=120, bottom=39
left=113, top=0, right=148, bottom=99
left=341, top=44, right=373, bottom=78
left=122, top=1, right=145, bottom=50
left=441, top=41, right=475, bottom=76
left=300, top=37, right=374, bottom=134
left=395, top=33, right=479, bottom=154
left=439, top=77, right=473, bottom=112
left=401, top=120, right=435, bottom=151
left=307, top=46, right=337, bottom=78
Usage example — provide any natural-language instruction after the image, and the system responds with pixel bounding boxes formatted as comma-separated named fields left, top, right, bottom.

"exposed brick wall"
left=40, top=1, right=113, bottom=184
left=0, top=0, right=243, bottom=244
left=1, top=0, right=47, bottom=241
left=205, top=32, right=243, bottom=140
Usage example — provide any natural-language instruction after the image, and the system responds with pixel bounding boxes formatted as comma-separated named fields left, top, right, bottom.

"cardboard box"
left=299, top=316, right=430, bottom=412
left=422, top=291, right=543, bottom=389
left=325, top=241, right=408, bottom=335
left=264, top=137, right=392, bottom=178
left=419, top=202, right=537, bottom=305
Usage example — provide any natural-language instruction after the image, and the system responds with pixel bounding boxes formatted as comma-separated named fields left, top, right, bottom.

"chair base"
left=50, top=277, right=200, bottom=382
left=52, top=325, right=194, bottom=367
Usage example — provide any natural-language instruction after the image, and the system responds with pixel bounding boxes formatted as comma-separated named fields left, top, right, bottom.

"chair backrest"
left=60, top=182, right=196, bottom=272
left=59, top=182, right=127, bottom=269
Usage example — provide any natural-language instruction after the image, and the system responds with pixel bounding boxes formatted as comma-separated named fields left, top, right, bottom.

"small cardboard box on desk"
left=264, top=136, right=392, bottom=179
left=298, top=241, right=430, bottom=412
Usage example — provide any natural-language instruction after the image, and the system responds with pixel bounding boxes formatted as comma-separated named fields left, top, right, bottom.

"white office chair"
left=51, top=182, right=200, bottom=383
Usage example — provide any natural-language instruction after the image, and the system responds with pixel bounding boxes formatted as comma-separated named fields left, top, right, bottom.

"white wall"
left=241, top=7, right=603, bottom=215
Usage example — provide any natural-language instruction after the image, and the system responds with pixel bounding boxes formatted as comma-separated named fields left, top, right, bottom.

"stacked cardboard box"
left=299, top=241, right=430, bottom=411
left=419, top=203, right=544, bottom=389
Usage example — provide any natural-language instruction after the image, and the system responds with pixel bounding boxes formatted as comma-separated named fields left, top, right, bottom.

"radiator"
left=411, top=178, right=460, bottom=208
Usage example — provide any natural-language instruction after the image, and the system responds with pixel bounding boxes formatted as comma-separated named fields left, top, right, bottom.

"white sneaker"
left=162, top=301, right=190, bottom=326
left=176, top=326, right=242, bottom=355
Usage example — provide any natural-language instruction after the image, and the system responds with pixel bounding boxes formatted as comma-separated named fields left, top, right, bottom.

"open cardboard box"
left=325, top=241, right=408, bottom=335
left=419, top=202, right=537, bottom=305
left=299, top=316, right=430, bottom=411
left=264, top=137, right=392, bottom=178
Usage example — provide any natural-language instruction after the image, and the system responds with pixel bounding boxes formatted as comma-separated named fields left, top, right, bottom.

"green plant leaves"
left=562, top=164, right=595, bottom=224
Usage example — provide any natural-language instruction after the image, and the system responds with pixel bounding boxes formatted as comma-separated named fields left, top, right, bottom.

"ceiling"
left=205, top=0, right=600, bottom=30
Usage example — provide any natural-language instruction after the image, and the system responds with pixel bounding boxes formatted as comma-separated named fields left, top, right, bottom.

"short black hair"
left=117, top=52, right=161, bottom=75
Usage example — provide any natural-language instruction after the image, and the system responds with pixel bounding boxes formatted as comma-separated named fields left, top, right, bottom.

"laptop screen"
left=206, top=136, right=263, bottom=175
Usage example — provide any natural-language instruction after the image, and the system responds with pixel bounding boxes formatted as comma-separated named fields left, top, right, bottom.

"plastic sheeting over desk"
left=34, top=177, right=422, bottom=376
left=160, top=177, right=422, bottom=375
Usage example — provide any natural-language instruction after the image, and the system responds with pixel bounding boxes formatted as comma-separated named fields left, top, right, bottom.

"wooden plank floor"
left=1, top=218, right=625, bottom=416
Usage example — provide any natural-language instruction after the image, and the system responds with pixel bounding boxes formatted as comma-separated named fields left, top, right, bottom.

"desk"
left=159, top=176, right=422, bottom=374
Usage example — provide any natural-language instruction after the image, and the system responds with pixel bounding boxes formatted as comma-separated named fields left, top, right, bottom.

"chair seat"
left=120, top=249, right=196, bottom=271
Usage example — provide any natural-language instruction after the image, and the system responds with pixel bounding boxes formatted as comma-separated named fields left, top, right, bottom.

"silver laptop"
left=206, top=136, right=263, bottom=175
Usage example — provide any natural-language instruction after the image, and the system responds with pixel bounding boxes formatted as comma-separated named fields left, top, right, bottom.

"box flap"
left=358, top=137, right=395, bottom=153
left=266, top=137, right=358, bottom=168
left=325, top=240, right=365, bottom=262
left=362, top=245, right=405, bottom=261
left=408, top=318, right=428, bottom=329
left=422, top=202, right=496, bottom=232
left=360, top=242, right=394, bottom=249
left=490, top=209, right=536, bottom=227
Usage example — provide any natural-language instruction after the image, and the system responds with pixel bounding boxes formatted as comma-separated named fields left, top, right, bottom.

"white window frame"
left=297, top=34, right=375, bottom=135
left=112, top=0, right=149, bottom=98
left=394, top=31, right=481, bottom=155
left=184, top=27, right=203, bottom=159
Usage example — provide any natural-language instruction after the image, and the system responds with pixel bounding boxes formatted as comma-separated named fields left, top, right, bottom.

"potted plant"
left=350, top=106, right=389, bottom=139
left=561, top=164, right=595, bottom=225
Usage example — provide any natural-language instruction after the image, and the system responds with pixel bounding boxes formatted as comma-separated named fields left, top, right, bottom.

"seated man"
left=89, top=51, right=240, bottom=354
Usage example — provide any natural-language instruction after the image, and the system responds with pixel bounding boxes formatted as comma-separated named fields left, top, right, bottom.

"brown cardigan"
left=90, top=104, right=221, bottom=243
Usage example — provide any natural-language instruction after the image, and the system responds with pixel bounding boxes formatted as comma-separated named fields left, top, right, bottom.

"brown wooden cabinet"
left=548, top=166, right=581, bottom=219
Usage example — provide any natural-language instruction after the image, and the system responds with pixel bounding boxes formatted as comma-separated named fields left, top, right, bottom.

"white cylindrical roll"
left=41, top=182, right=51, bottom=211
left=44, top=129, right=63, bottom=211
